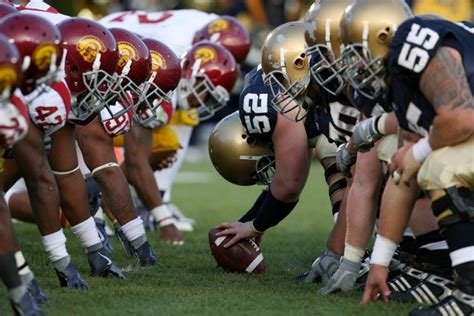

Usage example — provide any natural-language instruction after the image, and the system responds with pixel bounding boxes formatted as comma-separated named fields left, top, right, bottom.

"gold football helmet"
left=261, top=21, right=311, bottom=121
left=208, top=111, right=275, bottom=186
left=340, top=0, right=413, bottom=100
left=304, top=0, right=353, bottom=96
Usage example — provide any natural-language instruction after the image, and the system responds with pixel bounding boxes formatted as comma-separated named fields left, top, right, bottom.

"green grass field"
left=0, top=159, right=419, bottom=315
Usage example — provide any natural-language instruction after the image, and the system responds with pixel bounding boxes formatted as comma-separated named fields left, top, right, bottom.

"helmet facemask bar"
left=178, top=74, right=230, bottom=121
left=73, top=53, right=118, bottom=121
left=254, top=154, right=275, bottom=185
left=264, top=70, right=308, bottom=122
left=342, top=43, right=387, bottom=101
left=306, top=44, right=346, bottom=96
left=135, top=74, right=172, bottom=125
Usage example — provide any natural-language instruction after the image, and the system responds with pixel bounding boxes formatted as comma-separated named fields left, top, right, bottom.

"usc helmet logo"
left=150, top=50, right=166, bottom=71
left=194, top=47, right=216, bottom=63
left=76, top=35, right=106, bottom=63
left=208, top=19, right=229, bottom=33
left=0, top=65, right=17, bottom=91
left=117, top=41, right=138, bottom=68
left=32, top=44, right=58, bottom=71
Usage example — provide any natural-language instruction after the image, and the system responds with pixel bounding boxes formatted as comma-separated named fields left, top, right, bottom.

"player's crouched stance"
left=337, top=1, right=474, bottom=314
left=0, top=35, right=43, bottom=315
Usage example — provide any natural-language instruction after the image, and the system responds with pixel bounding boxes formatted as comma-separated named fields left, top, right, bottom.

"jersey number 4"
left=242, top=93, right=271, bottom=134
left=398, top=23, right=440, bottom=73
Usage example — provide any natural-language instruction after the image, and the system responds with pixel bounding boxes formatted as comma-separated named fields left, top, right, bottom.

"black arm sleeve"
left=252, top=189, right=298, bottom=232
left=239, top=189, right=269, bottom=223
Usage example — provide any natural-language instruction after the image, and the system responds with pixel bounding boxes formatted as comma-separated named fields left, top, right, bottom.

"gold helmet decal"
left=76, top=35, right=106, bottom=63
left=0, top=65, right=17, bottom=91
left=32, top=43, right=58, bottom=71
left=150, top=50, right=166, bottom=71
left=208, top=19, right=229, bottom=33
left=194, top=47, right=216, bottom=63
left=117, top=41, right=138, bottom=68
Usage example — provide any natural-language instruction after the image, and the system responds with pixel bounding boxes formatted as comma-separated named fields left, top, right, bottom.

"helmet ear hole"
left=246, top=136, right=256, bottom=146
left=377, top=27, right=391, bottom=44
left=294, top=53, right=306, bottom=69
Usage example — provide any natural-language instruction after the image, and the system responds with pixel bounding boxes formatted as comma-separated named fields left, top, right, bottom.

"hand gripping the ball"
left=216, top=221, right=262, bottom=248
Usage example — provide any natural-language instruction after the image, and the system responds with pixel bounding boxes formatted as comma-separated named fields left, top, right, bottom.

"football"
left=208, top=227, right=266, bottom=273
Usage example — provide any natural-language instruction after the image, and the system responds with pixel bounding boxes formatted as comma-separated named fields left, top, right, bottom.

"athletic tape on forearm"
left=239, top=190, right=269, bottom=223
left=252, top=190, right=298, bottom=232
left=91, top=162, right=120, bottom=176
left=370, top=235, right=398, bottom=267
left=376, top=112, right=390, bottom=135
left=412, top=137, right=433, bottom=164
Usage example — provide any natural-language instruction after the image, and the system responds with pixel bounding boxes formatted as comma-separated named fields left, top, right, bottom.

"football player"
left=0, top=34, right=44, bottom=315
left=100, top=12, right=249, bottom=230
left=339, top=0, right=474, bottom=314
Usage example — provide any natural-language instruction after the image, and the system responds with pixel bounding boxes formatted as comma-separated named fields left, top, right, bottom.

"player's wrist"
left=370, top=235, right=397, bottom=267
left=250, top=220, right=263, bottom=234
left=412, top=137, right=432, bottom=164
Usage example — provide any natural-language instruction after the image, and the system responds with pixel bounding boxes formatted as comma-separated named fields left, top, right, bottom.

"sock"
left=455, top=262, right=474, bottom=295
left=53, top=255, right=71, bottom=272
left=121, top=217, right=147, bottom=249
left=444, top=222, right=474, bottom=268
left=71, top=217, right=102, bottom=253
left=41, top=229, right=69, bottom=263
left=14, top=251, right=34, bottom=285
left=0, top=253, right=22, bottom=290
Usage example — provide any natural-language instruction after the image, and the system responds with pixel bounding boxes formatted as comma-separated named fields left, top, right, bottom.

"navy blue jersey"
left=238, top=66, right=320, bottom=145
left=389, top=17, right=474, bottom=136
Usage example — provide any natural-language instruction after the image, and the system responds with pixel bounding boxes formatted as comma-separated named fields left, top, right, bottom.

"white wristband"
left=376, top=113, right=389, bottom=135
left=412, top=137, right=433, bottom=164
left=151, top=205, right=176, bottom=227
left=370, top=235, right=398, bottom=267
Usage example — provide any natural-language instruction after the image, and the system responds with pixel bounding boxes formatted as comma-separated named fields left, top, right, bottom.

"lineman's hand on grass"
left=361, top=264, right=390, bottom=304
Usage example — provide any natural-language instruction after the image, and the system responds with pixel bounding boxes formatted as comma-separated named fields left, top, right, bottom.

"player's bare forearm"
left=383, top=112, right=399, bottom=135
left=124, top=127, right=163, bottom=210
left=420, top=46, right=474, bottom=148
left=377, top=177, right=419, bottom=244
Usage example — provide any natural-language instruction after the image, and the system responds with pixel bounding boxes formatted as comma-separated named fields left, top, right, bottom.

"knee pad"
left=431, top=186, right=474, bottom=230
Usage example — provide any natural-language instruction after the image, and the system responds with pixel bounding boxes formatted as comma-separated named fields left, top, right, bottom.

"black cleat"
left=95, top=218, right=114, bottom=254
left=388, top=266, right=429, bottom=293
left=390, top=274, right=454, bottom=304
left=136, top=242, right=159, bottom=267
left=409, top=289, right=474, bottom=316
left=55, top=263, right=89, bottom=289
left=27, top=279, right=48, bottom=305
left=115, top=227, right=136, bottom=258
left=11, top=291, right=44, bottom=316
left=87, top=250, right=125, bottom=279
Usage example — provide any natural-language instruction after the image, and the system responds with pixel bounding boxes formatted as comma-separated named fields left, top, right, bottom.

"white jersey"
left=100, top=10, right=218, bottom=57
left=18, top=1, right=70, bottom=25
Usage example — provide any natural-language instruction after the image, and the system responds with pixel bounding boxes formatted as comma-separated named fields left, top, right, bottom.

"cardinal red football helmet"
left=136, top=38, right=181, bottom=125
left=192, top=16, right=251, bottom=64
left=0, top=3, right=16, bottom=19
left=58, top=17, right=118, bottom=121
left=108, top=28, right=151, bottom=118
left=0, top=13, right=62, bottom=94
left=178, top=41, right=238, bottom=121
left=0, top=34, right=21, bottom=102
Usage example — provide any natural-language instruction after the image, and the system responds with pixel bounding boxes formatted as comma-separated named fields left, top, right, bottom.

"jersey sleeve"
left=389, top=17, right=461, bottom=85
left=238, top=69, right=277, bottom=143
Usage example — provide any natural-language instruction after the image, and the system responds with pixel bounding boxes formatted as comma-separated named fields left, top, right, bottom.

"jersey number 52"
left=242, top=93, right=271, bottom=134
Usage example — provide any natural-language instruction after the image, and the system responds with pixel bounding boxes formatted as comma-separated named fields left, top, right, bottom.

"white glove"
left=336, top=144, right=356, bottom=178
left=0, top=102, right=28, bottom=147
left=352, top=116, right=383, bottom=152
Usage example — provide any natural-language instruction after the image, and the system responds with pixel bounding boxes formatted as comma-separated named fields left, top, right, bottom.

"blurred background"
left=11, top=0, right=474, bottom=157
